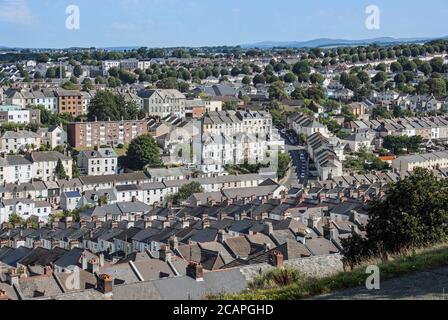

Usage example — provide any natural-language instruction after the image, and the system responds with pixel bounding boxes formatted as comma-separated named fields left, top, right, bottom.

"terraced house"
left=138, top=89, right=186, bottom=118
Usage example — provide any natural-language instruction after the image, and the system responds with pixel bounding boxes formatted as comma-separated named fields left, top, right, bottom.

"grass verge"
left=221, top=243, right=448, bottom=300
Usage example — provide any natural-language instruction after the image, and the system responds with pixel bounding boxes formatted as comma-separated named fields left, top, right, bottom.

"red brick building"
left=67, top=119, right=149, bottom=148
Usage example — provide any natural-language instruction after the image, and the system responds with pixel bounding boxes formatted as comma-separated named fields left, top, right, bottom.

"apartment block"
left=67, top=119, right=149, bottom=148
left=56, top=89, right=84, bottom=117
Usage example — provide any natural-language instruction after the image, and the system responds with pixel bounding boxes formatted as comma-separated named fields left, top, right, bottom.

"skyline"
left=0, top=0, right=448, bottom=48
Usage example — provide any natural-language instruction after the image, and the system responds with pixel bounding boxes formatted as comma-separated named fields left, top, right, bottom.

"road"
left=279, top=129, right=309, bottom=188
left=314, top=266, right=448, bottom=300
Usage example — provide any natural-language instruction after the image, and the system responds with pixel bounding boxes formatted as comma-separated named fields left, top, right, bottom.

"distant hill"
left=242, top=36, right=448, bottom=49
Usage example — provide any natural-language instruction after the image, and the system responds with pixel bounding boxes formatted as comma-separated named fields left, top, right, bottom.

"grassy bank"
left=222, top=243, right=448, bottom=300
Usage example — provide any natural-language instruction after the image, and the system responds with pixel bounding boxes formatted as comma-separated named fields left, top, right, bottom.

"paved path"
left=315, top=267, right=448, bottom=300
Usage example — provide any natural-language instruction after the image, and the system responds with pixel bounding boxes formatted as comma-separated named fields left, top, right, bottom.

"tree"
left=371, top=106, right=393, bottom=120
left=268, top=81, right=288, bottom=100
left=418, top=62, right=432, bottom=76
left=82, top=78, right=94, bottom=91
left=62, top=81, right=77, bottom=90
left=283, top=72, right=297, bottom=83
left=292, top=61, right=310, bottom=75
left=156, top=77, right=178, bottom=89
left=126, top=135, right=162, bottom=170
left=430, top=57, right=444, bottom=73
left=277, top=152, right=291, bottom=179
left=73, top=64, right=83, bottom=77
left=242, top=76, right=251, bottom=85
left=45, top=67, right=56, bottom=79
left=383, top=135, right=422, bottom=155
left=426, top=77, right=447, bottom=96
left=54, top=159, right=67, bottom=179
left=173, top=182, right=204, bottom=204
left=88, top=90, right=141, bottom=121
left=342, top=169, right=448, bottom=267
left=253, top=74, right=266, bottom=85
left=309, top=73, right=324, bottom=84
left=8, top=212, right=25, bottom=228
left=373, top=71, right=387, bottom=83
left=118, top=69, right=138, bottom=84
left=390, top=62, right=403, bottom=73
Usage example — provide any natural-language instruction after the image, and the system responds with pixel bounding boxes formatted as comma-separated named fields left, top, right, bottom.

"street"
left=279, top=128, right=309, bottom=188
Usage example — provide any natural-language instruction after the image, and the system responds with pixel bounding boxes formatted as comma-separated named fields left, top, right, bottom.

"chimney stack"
left=217, top=230, right=226, bottom=244
left=269, top=250, right=284, bottom=268
left=99, top=253, right=105, bottom=267
left=322, top=219, right=336, bottom=241
left=307, top=217, right=318, bottom=229
left=88, top=258, right=100, bottom=274
left=0, top=289, right=9, bottom=301
left=144, top=218, right=153, bottom=229
left=186, top=262, right=204, bottom=282
left=169, top=236, right=179, bottom=251
left=264, top=221, right=273, bottom=235
left=159, top=245, right=172, bottom=263
left=98, top=274, right=113, bottom=295
left=44, top=266, right=53, bottom=276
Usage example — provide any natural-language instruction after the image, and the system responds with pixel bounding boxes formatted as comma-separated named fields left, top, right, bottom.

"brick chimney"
left=307, top=217, right=318, bottom=229
left=322, top=219, right=336, bottom=241
left=217, top=230, right=226, bottom=244
left=202, top=219, right=210, bottom=229
left=44, top=266, right=53, bottom=276
left=99, top=253, right=105, bottom=267
left=64, top=216, right=73, bottom=229
left=269, top=250, right=284, bottom=268
left=0, top=289, right=9, bottom=301
left=349, top=210, right=359, bottom=223
left=52, top=217, right=60, bottom=229
left=186, top=262, right=204, bottom=282
left=7, top=268, right=19, bottom=286
left=159, top=245, right=172, bottom=263
left=88, top=258, right=100, bottom=274
left=169, top=236, right=179, bottom=251
left=264, top=221, right=273, bottom=235
left=98, top=274, right=113, bottom=295
left=144, top=217, right=153, bottom=229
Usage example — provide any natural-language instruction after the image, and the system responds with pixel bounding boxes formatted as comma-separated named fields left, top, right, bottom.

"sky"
left=0, top=0, right=447, bottom=48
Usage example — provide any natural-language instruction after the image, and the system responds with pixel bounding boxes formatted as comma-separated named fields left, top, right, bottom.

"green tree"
left=371, top=106, right=393, bottom=120
left=173, top=182, right=204, bottom=203
left=342, top=169, right=448, bottom=267
left=277, top=152, right=291, bottom=179
left=88, top=90, right=141, bottom=121
left=418, top=62, right=432, bottom=75
left=426, top=77, right=447, bottom=96
left=73, top=64, right=83, bottom=77
left=268, top=81, right=288, bottom=100
left=292, top=61, right=310, bottom=75
left=62, top=81, right=77, bottom=90
left=126, top=134, right=162, bottom=170
left=383, top=135, right=423, bottom=155
left=310, top=73, right=324, bottom=85
left=283, top=72, right=297, bottom=83
left=242, top=76, right=251, bottom=85
left=156, top=77, right=178, bottom=89
left=54, top=159, right=67, bottom=179
left=253, top=74, right=266, bottom=85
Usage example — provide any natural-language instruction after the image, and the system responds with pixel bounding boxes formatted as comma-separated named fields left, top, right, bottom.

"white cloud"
left=0, top=0, right=36, bottom=24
